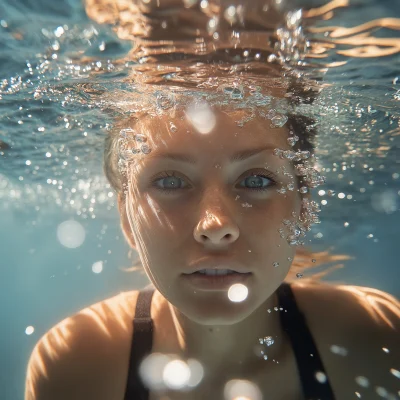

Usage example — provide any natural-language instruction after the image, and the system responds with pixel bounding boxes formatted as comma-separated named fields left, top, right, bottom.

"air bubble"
left=261, top=336, right=274, bottom=346
left=355, top=376, right=369, bottom=388
left=375, top=387, right=388, bottom=397
left=330, top=345, right=348, bottom=356
left=315, top=371, right=327, bottom=383
left=169, top=122, right=177, bottom=133
left=134, top=134, right=147, bottom=143
left=270, top=114, right=288, bottom=128
left=224, top=379, right=262, bottom=400
left=183, top=0, right=198, bottom=7
left=230, top=87, right=244, bottom=99
left=224, top=5, right=237, bottom=25
left=390, top=368, right=400, bottom=379
left=228, top=284, right=248, bottom=302
left=156, top=93, right=175, bottom=110
left=141, top=144, right=151, bottom=154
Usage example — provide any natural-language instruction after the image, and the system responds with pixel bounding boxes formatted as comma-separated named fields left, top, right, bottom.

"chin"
left=176, top=292, right=258, bottom=326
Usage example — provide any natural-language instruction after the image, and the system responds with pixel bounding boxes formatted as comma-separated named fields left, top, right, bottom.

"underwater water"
left=0, top=0, right=399, bottom=399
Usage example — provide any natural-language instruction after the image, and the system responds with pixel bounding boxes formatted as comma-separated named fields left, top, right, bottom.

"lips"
left=184, top=257, right=251, bottom=275
left=181, top=270, right=252, bottom=291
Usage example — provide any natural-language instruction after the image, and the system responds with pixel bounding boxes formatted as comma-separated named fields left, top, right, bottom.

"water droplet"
left=273, top=262, right=279, bottom=267
left=296, top=273, right=303, bottom=279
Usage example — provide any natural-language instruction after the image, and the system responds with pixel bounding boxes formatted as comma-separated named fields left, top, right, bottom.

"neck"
left=166, top=290, right=286, bottom=374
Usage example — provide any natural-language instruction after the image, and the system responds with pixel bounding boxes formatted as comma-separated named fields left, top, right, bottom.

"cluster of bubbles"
left=274, top=9, right=309, bottom=65
left=258, top=335, right=275, bottom=360
left=277, top=197, right=322, bottom=246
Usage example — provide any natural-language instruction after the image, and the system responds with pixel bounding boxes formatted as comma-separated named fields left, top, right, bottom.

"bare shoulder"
left=291, top=281, right=399, bottom=398
left=292, top=281, right=399, bottom=328
left=25, top=290, right=140, bottom=400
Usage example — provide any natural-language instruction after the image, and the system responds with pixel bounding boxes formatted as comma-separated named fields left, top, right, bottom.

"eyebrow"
left=148, top=145, right=276, bottom=164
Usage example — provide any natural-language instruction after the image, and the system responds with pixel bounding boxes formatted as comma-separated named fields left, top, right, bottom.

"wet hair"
left=103, top=79, right=319, bottom=196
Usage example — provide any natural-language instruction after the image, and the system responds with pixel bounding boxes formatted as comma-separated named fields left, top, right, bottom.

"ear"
left=117, top=193, right=137, bottom=250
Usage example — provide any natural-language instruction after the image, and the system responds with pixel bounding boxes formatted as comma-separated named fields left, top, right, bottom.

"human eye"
left=151, top=171, right=190, bottom=194
left=237, top=169, right=277, bottom=192
left=150, top=169, right=277, bottom=195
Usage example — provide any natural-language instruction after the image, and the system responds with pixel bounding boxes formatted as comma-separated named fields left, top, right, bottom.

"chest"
left=149, top=347, right=305, bottom=400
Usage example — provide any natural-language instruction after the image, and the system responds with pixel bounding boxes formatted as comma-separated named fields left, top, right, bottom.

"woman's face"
left=119, top=107, right=304, bottom=325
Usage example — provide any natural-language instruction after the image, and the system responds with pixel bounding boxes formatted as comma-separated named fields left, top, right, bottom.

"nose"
left=193, top=208, right=240, bottom=247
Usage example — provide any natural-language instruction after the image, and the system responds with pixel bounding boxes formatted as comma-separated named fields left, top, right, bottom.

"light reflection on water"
left=0, top=0, right=398, bottom=224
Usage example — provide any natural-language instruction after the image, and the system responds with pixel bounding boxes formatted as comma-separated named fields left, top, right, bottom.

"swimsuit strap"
left=277, top=282, right=336, bottom=399
left=124, top=287, right=155, bottom=400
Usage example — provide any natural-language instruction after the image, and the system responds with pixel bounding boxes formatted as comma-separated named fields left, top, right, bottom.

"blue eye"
left=238, top=174, right=275, bottom=191
left=152, top=172, right=187, bottom=192
left=152, top=171, right=276, bottom=194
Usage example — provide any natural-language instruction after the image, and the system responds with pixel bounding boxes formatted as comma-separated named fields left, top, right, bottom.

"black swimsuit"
left=124, top=283, right=336, bottom=400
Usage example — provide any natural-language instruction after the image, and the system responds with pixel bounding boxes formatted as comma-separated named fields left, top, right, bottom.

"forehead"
left=131, top=108, right=292, bottom=155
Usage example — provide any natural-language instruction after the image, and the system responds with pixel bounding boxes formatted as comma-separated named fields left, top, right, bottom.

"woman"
left=24, top=84, right=399, bottom=400
left=25, top=1, right=399, bottom=400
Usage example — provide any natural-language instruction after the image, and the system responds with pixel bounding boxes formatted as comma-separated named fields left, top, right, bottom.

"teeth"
left=197, top=269, right=237, bottom=276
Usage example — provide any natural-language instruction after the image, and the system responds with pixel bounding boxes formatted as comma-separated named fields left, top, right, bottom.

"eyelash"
left=150, top=170, right=277, bottom=194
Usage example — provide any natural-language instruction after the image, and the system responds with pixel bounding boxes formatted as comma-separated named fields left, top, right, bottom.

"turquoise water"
left=0, top=0, right=399, bottom=398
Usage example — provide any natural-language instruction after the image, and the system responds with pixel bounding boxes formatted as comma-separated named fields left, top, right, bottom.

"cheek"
left=247, top=191, right=301, bottom=234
